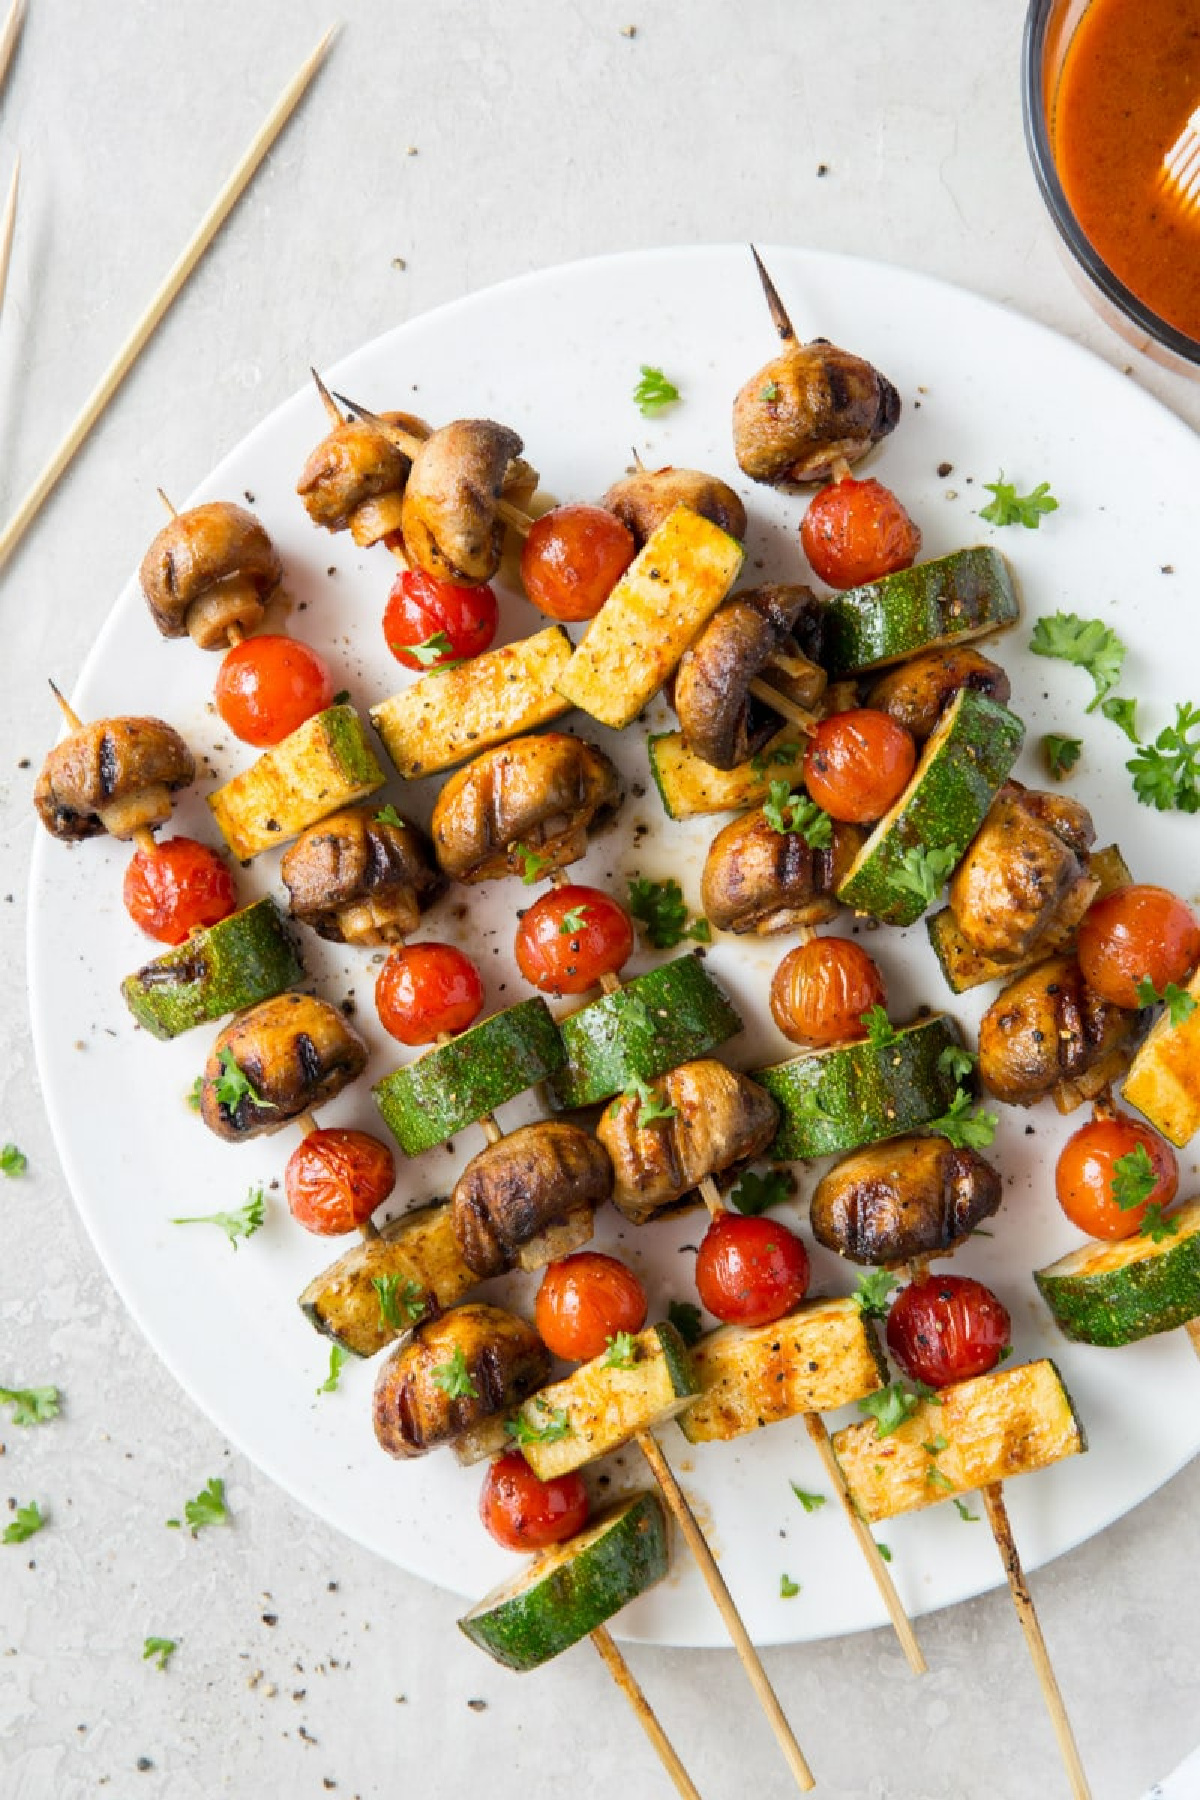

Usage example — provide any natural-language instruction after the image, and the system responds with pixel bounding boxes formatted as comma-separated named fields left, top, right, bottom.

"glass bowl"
left=1022, top=0, right=1200, bottom=376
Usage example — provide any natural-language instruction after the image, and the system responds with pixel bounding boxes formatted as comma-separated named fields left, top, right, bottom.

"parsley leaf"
left=762, top=780, right=833, bottom=846
left=3, top=1501, right=45, bottom=1545
left=317, top=1344, right=349, bottom=1395
left=750, top=738, right=799, bottom=778
left=558, top=904, right=591, bottom=935
left=937, top=1043, right=978, bottom=1084
left=633, top=365, right=681, bottom=416
left=431, top=1345, right=478, bottom=1400
left=143, top=1636, right=178, bottom=1671
left=1110, top=1142, right=1157, bottom=1211
left=168, top=1477, right=229, bottom=1536
left=373, top=1274, right=426, bottom=1332
left=507, top=1400, right=572, bottom=1446
left=860, top=1005, right=898, bottom=1049
left=876, top=1541, right=892, bottom=1562
left=0, top=1385, right=60, bottom=1427
left=929, top=1088, right=998, bottom=1151
left=1127, top=702, right=1200, bottom=813
left=667, top=1300, right=703, bottom=1347
left=186, top=1077, right=203, bottom=1113
left=858, top=1380, right=939, bottom=1439
left=171, top=1186, right=265, bottom=1250
left=603, top=1331, right=640, bottom=1369
left=375, top=803, right=405, bottom=828
left=729, top=1168, right=791, bottom=1216
left=790, top=1484, right=827, bottom=1514
left=623, top=1076, right=677, bottom=1128
left=627, top=876, right=709, bottom=948
left=1029, top=611, right=1126, bottom=711
left=0, top=1142, right=27, bottom=1177
left=512, top=841, right=551, bottom=884
left=212, top=1047, right=277, bottom=1115
left=404, top=631, right=461, bottom=669
left=1042, top=734, right=1082, bottom=781
left=952, top=1498, right=980, bottom=1522
left=926, top=1466, right=956, bottom=1493
left=760, top=381, right=780, bottom=403
left=1134, top=977, right=1197, bottom=1027
left=980, top=474, right=1058, bottom=529
left=1141, top=1204, right=1181, bottom=1244
left=779, top=1573, right=801, bottom=1599
left=852, top=1269, right=898, bottom=1319
left=1100, top=696, right=1140, bottom=744
left=891, top=844, right=959, bottom=906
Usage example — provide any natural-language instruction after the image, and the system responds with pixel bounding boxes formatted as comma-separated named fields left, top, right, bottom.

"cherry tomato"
left=694, top=1213, right=810, bottom=1327
left=800, top=476, right=921, bottom=590
left=479, top=1450, right=590, bottom=1551
left=383, top=567, right=499, bottom=670
left=1055, top=1110, right=1178, bottom=1240
left=1076, top=883, right=1200, bottom=1010
left=514, top=885, right=634, bottom=996
left=520, top=504, right=636, bottom=622
left=122, top=836, right=238, bottom=945
left=375, top=943, right=484, bottom=1045
left=886, top=1275, right=1011, bottom=1388
left=213, top=634, right=334, bottom=747
left=803, top=709, right=916, bottom=823
left=284, top=1128, right=396, bottom=1236
left=535, top=1253, right=648, bottom=1362
left=769, top=938, right=886, bottom=1047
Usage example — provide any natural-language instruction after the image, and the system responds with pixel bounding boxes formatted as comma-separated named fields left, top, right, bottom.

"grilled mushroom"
left=978, top=954, right=1142, bottom=1110
left=296, top=410, right=431, bottom=546
left=372, top=1303, right=550, bottom=1461
left=199, top=993, right=368, bottom=1141
left=452, top=1121, right=613, bottom=1278
left=139, top=502, right=283, bottom=649
left=701, top=809, right=864, bottom=935
left=601, top=465, right=747, bottom=548
left=810, top=1137, right=1003, bottom=1267
left=431, top=733, right=621, bottom=885
left=400, top=419, right=526, bottom=585
left=280, top=805, right=443, bottom=945
left=732, top=339, right=901, bottom=486
left=865, top=648, right=1012, bottom=743
left=597, top=1060, right=778, bottom=1225
left=673, top=585, right=827, bottom=770
left=34, top=716, right=195, bottom=842
left=947, top=783, right=1096, bottom=960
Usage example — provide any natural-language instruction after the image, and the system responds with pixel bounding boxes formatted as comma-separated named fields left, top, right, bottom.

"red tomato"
left=1055, top=1111, right=1178, bottom=1240
left=769, top=938, right=886, bottom=1047
left=803, top=710, right=916, bottom=823
left=122, top=837, right=238, bottom=945
left=479, top=1451, right=590, bottom=1551
left=213, top=635, right=334, bottom=747
left=520, top=504, right=636, bottom=621
left=535, top=1253, right=648, bottom=1362
left=375, top=943, right=484, bottom=1045
left=514, top=885, right=634, bottom=996
left=886, top=1275, right=1011, bottom=1388
left=1076, top=884, right=1200, bottom=1010
left=383, top=568, right=499, bottom=670
left=694, top=1213, right=809, bottom=1327
left=284, top=1128, right=396, bottom=1236
left=800, top=476, right=921, bottom=590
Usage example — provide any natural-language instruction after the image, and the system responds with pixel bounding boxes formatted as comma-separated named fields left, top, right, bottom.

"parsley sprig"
left=779, top=1573, right=801, bottom=1599
left=852, top=1270, right=898, bottom=1319
left=729, top=1168, right=792, bottom=1216
left=507, top=1400, right=572, bottom=1446
left=1134, top=977, right=1197, bottom=1026
left=512, top=841, right=552, bottom=884
left=891, top=844, right=959, bottom=907
left=860, top=1006, right=898, bottom=1049
left=171, top=1186, right=265, bottom=1250
left=980, top=474, right=1058, bottom=529
left=373, top=1274, right=426, bottom=1332
left=431, top=1345, right=478, bottom=1400
left=1029, top=611, right=1126, bottom=711
left=929, top=1088, right=998, bottom=1151
left=627, top=876, right=710, bottom=947
left=212, top=1048, right=277, bottom=1116
left=622, top=1076, right=677, bottom=1129
left=558, top=904, right=591, bottom=935
left=762, top=780, right=832, bottom=846
left=0, top=1384, right=60, bottom=1427
left=4, top=1501, right=45, bottom=1545
left=858, top=1380, right=940, bottom=1439
left=937, top=1043, right=978, bottom=1085
left=1141, top=1204, right=1181, bottom=1244
left=167, top=1477, right=229, bottom=1536
left=749, top=738, right=799, bottom=779
left=603, top=1332, right=640, bottom=1370
left=1110, top=1142, right=1157, bottom=1212
left=375, top=803, right=405, bottom=828
left=633, top=365, right=680, bottom=416
left=403, top=631, right=461, bottom=669
left=1127, top=702, right=1200, bottom=813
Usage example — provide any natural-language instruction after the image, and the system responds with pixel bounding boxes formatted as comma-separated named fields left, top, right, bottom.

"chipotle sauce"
left=1053, top=0, right=1200, bottom=341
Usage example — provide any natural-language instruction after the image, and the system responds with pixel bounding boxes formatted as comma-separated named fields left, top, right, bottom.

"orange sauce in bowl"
left=1052, top=0, right=1200, bottom=342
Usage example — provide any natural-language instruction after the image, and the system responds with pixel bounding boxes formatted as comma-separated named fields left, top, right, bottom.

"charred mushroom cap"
left=279, top=805, right=443, bottom=945
left=673, top=585, right=826, bottom=770
left=701, top=809, right=864, bottom=935
left=199, top=993, right=368, bottom=1142
left=809, top=1137, right=1003, bottom=1266
left=452, top=1121, right=613, bottom=1278
left=34, top=716, right=195, bottom=842
left=865, top=648, right=1013, bottom=742
left=977, top=955, right=1140, bottom=1109
left=372, top=1303, right=550, bottom=1459
left=139, top=502, right=282, bottom=647
left=295, top=411, right=431, bottom=533
left=400, top=419, right=525, bottom=585
left=732, top=339, right=901, bottom=486
left=431, top=733, right=622, bottom=885
left=601, top=465, right=747, bottom=548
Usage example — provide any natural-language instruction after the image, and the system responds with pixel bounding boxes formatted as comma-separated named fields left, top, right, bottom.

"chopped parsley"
left=0, top=1142, right=27, bottom=1177
left=779, top=1573, right=801, bottom=1599
left=404, top=631, right=461, bottom=669
left=858, top=1380, right=940, bottom=1440
left=891, top=844, right=959, bottom=906
left=558, top=904, right=591, bottom=935
left=762, top=780, right=833, bottom=846
left=622, top=1076, right=677, bottom=1129
left=1042, top=734, right=1082, bottom=781
left=790, top=1484, right=826, bottom=1515
left=373, top=1274, right=426, bottom=1332
left=1110, top=1142, right=1157, bottom=1212
left=1127, top=701, right=1200, bottom=813
left=876, top=1541, right=892, bottom=1562
left=1133, top=977, right=1197, bottom=1026
left=852, top=1269, right=898, bottom=1320
left=729, top=1168, right=791, bottom=1216
left=143, top=1636, right=178, bottom=1671
left=633, top=365, right=681, bottom=416
left=186, top=1078, right=203, bottom=1113
left=1141, top=1204, right=1181, bottom=1244
left=1029, top=611, right=1125, bottom=712
left=627, top=876, right=710, bottom=947
left=937, top=1043, right=978, bottom=1085
left=317, top=1344, right=349, bottom=1395
left=375, top=803, right=405, bottom=828
left=171, top=1185, right=265, bottom=1250
left=167, top=1477, right=229, bottom=1536
left=603, top=1331, right=640, bottom=1369
left=1100, top=696, right=1140, bottom=744
left=860, top=1006, right=898, bottom=1049
left=3, top=1501, right=45, bottom=1545
left=926, top=1466, right=956, bottom=1493
left=512, top=841, right=552, bottom=884
left=0, top=1384, right=60, bottom=1427
left=212, top=1047, right=276, bottom=1115
left=929, top=1088, right=998, bottom=1151
left=431, top=1345, right=478, bottom=1400
left=507, top=1401, right=572, bottom=1446
left=667, top=1300, right=703, bottom=1347
left=980, top=474, right=1058, bottom=529
left=760, top=381, right=780, bottom=403
left=952, top=1498, right=980, bottom=1523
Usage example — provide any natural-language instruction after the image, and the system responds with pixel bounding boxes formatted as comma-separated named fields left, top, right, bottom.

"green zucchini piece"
left=208, top=705, right=386, bottom=860
left=298, top=1199, right=476, bottom=1357
left=818, top=546, right=1020, bottom=677
left=373, top=998, right=565, bottom=1157
left=753, top=1014, right=965, bottom=1161
left=836, top=689, right=1025, bottom=927
left=1035, top=1198, right=1200, bottom=1346
left=516, top=1322, right=698, bottom=1481
left=120, top=898, right=304, bottom=1040
left=548, top=955, right=742, bottom=1111
left=459, top=1492, right=669, bottom=1671
left=647, top=725, right=805, bottom=821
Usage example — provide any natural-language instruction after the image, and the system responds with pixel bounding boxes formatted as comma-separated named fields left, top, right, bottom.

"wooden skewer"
left=750, top=245, right=797, bottom=344
left=589, top=1627, right=704, bottom=1800
left=0, top=0, right=25, bottom=94
left=332, top=392, right=532, bottom=538
left=0, top=154, right=18, bottom=322
left=747, top=677, right=819, bottom=736
left=0, top=26, right=338, bottom=574
left=311, top=366, right=344, bottom=427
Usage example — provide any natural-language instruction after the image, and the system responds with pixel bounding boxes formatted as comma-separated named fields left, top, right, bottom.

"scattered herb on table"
left=980, top=474, right=1058, bottom=529
left=143, top=1636, right=178, bottom=1671
left=167, top=1477, right=229, bottom=1535
left=779, top=1573, right=801, bottom=1599
left=0, top=1384, right=59, bottom=1427
left=0, top=1143, right=27, bottom=1177
left=172, top=1186, right=265, bottom=1250
left=952, top=1498, right=979, bottom=1523
left=1100, top=696, right=1140, bottom=743
left=4, top=1501, right=45, bottom=1544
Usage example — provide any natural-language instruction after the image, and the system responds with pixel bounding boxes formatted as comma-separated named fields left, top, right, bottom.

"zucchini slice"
left=207, top=705, right=385, bottom=860
left=818, top=547, right=1020, bottom=677
left=1035, top=1197, right=1200, bottom=1346
left=836, top=689, right=1025, bottom=927
left=678, top=1298, right=887, bottom=1444
left=515, top=1322, right=698, bottom=1481
left=370, top=626, right=573, bottom=780
left=373, top=998, right=565, bottom=1156
left=1122, top=964, right=1200, bottom=1147
left=459, top=1492, right=669, bottom=1671
left=548, top=955, right=742, bottom=1111
left=121, top=897, right=304, bottom=1039
left=298, top=1199, right=476, bottom=1357
left=752, top=1014, right=964, bottom=1161
left=647, top=725, right=805, bottom=821
left=555, top=505, right=744, bottom=729
left=831, top=1360, right=1086, bottom=1524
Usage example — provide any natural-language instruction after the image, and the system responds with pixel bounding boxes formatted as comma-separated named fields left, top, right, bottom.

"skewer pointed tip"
left=47, top=677, right=83, bottom=730
left=749, top=245, right=796, bottom=344
left=310, top=367, right=343, bottom=425
left=156, top=486, right=178, bottom=518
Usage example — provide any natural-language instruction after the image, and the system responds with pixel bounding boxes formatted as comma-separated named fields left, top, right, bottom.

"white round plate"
left=28, top=246, right=1200, bottom=1648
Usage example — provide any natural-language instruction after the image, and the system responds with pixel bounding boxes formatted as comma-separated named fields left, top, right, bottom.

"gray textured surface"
left=2, top=3, right=1199, bottom=1796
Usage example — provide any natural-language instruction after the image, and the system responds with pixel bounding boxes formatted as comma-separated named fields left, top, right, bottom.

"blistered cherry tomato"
left=800, top=476, right=921, bottom=590
left=1055, top=1111, right=1178, bottom=1240
left=886, top=1274, right=1011, bottom=1388
left=803, top=709, right=916, bottom=823
left=769, top=938, right=886, bottom=1047
left=1076, top=884, right=1200, bottom=1010
left=122, top=836, right=238, bottom=945
left=479, top=1450, right=590, bottom=1551
left=383, top=567, right=499, bottom=670
left=514, top=885, right=634, bottom=996
left=535, top=1253, right=648, bottom=1363
left=694, top=1213, right=809, bottom=1327
left=520, top=504, right=637, bottom=621
left=284, top=1128, right=396, bottom=1236
left=213, top=634, right=334, bottom=746
left=375, top=943, right=484, bottom=1045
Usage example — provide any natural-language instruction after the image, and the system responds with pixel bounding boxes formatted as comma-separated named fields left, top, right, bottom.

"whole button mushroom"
left=34, top=715, right=195, bottom=842
left=139, top=502, right=283, bottom=650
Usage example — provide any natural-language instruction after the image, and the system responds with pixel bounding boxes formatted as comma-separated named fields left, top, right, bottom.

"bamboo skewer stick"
left=0, top=26, right=338, bottom=574
left=0, top=0, right=25, bottom=94
left=589, top=1627, right=704, bottom=1800
left=750, top=244, right=797, bottom=344
left=747, top=677, right=819, bottom=736
left=0, top=155, right=18, bottom=322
